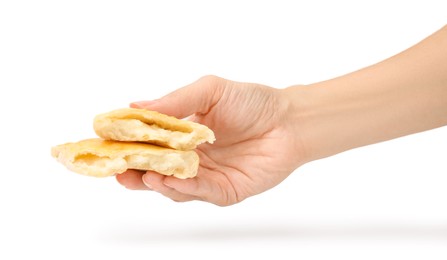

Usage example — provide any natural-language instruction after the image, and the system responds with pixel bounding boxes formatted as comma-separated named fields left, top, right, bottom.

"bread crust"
left=93, top=108, right=215, bottom=150
left=51, top=138, right=199, bottom=179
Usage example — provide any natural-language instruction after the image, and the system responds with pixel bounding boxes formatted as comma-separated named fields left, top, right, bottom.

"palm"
left=191, top=82, right=302, bottom=205
left=195, top=132, right=296, bottom=205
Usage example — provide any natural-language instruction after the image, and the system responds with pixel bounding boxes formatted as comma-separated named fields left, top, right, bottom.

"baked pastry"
left=93, top=108, right=215, bottom=150
left=51, top=138, right=199, bottom=179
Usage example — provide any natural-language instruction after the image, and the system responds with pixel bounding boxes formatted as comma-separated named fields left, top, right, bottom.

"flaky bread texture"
left=51, top=138, right=199, bottom=179
left=93, top=108, right=215, bottom=150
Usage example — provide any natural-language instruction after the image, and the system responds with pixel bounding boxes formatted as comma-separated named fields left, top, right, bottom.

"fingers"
left=115, top=169, right=149, bottom=190
left=142, top=171, right=199, bottom=202
left=117, top=170, right=200, bottom=202
left=131, top=75, right=225, bottom=119
left=163, top=176, right=203, bottom=197
left=117, top=169, right=237, bottom=205
left=163, top=173, right=237, bottom=206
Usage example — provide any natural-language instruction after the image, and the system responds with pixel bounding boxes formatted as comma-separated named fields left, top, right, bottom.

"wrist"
left=280, top=84, right=320, bottom=164
left=281, top=79, right=381, bottom=163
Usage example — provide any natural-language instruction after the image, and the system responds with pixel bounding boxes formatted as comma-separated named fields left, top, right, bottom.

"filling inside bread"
left=73, top=152, right=186, bottom=176
left=74, top=153, right=110, bottom=167
left=73, top=153, right=124, bottom=176
left=106, top=119, right=197, bottom=148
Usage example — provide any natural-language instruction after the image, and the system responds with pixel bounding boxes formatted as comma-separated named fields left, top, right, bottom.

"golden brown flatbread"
left=93, top=108, right=215, bottom=150
left=51, top=138, right=199, bottom=179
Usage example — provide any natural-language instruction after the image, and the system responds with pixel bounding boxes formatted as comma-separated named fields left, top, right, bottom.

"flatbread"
left=51, top=138, right=199, bottom=179
left=93, top=108, right=215, bottom=150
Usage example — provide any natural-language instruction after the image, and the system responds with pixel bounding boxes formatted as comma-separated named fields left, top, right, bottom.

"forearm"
left=285, top=25, right=447, bottom=162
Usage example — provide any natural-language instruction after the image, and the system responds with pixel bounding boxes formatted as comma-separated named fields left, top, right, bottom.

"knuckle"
left=198, top=75, right=225, bottom=88
left=199, top=74, right=219, bottom=82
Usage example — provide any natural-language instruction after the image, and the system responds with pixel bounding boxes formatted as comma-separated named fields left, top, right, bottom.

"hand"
left=116, top=75, right=307, bottom=206
left=117, top=26, right=447, bottom=206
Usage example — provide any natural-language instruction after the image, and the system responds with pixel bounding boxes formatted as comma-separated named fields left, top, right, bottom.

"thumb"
left=131, top=75, right=225, bottom=119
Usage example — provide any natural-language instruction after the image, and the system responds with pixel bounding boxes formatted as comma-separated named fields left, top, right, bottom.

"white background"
left=0, top=1, right=446, bottom=259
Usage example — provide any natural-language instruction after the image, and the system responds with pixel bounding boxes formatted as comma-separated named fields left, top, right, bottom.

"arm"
left=118, top=25, right=447, bottom=206
left=285, top=25, right=447, bottom=162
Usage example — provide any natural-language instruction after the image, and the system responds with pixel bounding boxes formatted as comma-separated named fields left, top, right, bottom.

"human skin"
left=116, top=25, right=447, bottom=206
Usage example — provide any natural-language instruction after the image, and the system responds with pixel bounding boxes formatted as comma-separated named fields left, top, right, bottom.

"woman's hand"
left=116, top=75, right=307, bottom=206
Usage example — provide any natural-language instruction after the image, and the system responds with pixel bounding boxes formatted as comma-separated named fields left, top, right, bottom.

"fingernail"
left=130, top=100, right=158, bottom=108
left=142, top=175, right=153, bottom=190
